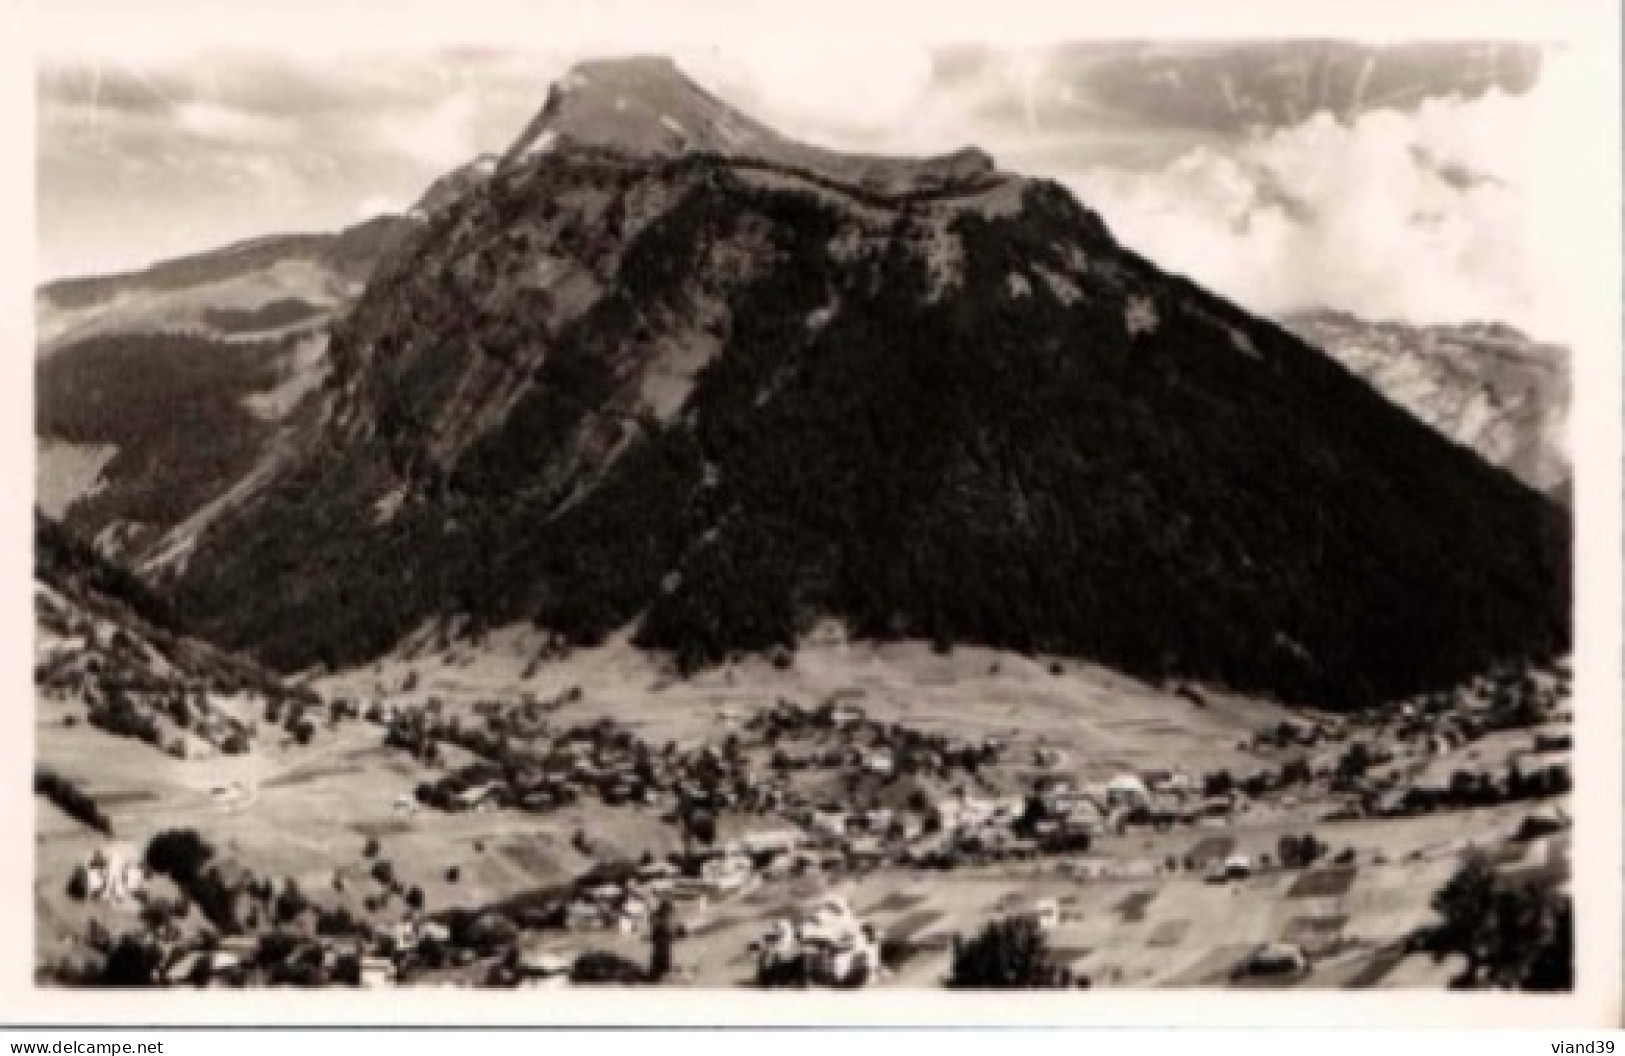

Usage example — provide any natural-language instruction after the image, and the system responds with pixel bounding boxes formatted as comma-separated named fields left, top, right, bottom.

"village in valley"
left=29, top=41, right=1582, bottom=999
left=34, top=595, right=1575, bottom=991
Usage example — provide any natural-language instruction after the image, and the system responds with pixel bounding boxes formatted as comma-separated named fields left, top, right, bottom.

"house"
left=862, top=749, right=895, bottom=777
left=1154, top=772, right=1196, bottom=796
left=740, top=829, right=804, bottom=859
left=162, top=950, right=207, bottom=986
left=701, top=853, right=752, bottom=892
left=1033, top=746, right=1070, bottom=769
left=930, top=798, right=967, bottom=831
left=638, top=860, right=682, bottom=883
left=1106, top=774, right=1151, bottom=807
left=1208, top=854, right=1251, bottom=882
left=1518, top=750, right=1571, bottom=775
left=862, top=808, right=894, bottom=834
left=845, top=836, right=886, bottom=866
left=80, top=844, right=146, bottom=905
left=811, top=808, right=849, bottom=838
left=959, top=796, right=997, bottom=828
left=565, top=898, right=608, bottom=931
left=831, top=702, right=866, bottom=728
left=451, top=783, right=501, bottom=812
left=1534, top=730, right=1573, bottom=753
left=993, top=796, right=1027, bottom=823
left=1027, top=898, right=1061, bottom=931
left=516, top=945, right=573, bottom=986
left=1235, top=942, right=1309, bottom=980
left=360, top=955, right=396, bottom=988
left=792, top=895, right=883, bottom=986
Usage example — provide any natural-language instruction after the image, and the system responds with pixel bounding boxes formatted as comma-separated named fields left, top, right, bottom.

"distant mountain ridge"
left=1283, top=308, right=1570, bottom=497
left=142, top=57, right=1570, bottom=711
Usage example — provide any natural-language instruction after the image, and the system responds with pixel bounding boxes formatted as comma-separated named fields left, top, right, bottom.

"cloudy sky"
left=33, top=0, right=1612, bottom=343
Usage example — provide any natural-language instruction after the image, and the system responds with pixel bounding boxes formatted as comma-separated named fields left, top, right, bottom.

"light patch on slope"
left=1229, top=328, right=1262, bottom=360
left=36, top=440, right=118, bottom=519
left=1032, top=264, right=1080, bottom=305
left=242, top=333, right=330, bottom=421
left=639, top=316, right=724, bottom=423
left=805, top=298, right=839, bottom=331
left=38, top=259, right=344, bottom=352
left=1126, top=295, right=1160, bottom=337
left=919, top=216, right=964, bottom=300
left=962, top=176, right=1027, bottom=220
left=373, top=485, right=408, bottom=526
left=142, top=439, right=294, bottom=577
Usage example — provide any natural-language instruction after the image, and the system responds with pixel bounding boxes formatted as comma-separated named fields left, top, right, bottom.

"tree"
left=1427, top=853, right=1572, bottom=989
left=1203, top=770, right=1234, bottom=798
left=648, top=898, right=677, bottom=982
left=274, top=879, right=309, bottom=925
left=948, top=916, right=1064, bottom=989
left=570, top=949, right=647, bottom=984
left=1522, top=895, right=1574, bottom=991
left=99, top=933, right=162, bottom=987
left=145, top=829, right=215, bottom=886
left=1336, top=742, right=1372, bottom=782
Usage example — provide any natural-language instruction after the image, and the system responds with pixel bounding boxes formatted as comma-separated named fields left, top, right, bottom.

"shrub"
left=948, top=916, right=1067, bottom=989
left=570, top=949, right=648, bottom=985
left=99, top=933, right=162, bottom=987
left=144, top=829, right=214, bottom=886
left=1426, top=852, right=1572, bottom=990
left=35, top=769, right=112, bottom=835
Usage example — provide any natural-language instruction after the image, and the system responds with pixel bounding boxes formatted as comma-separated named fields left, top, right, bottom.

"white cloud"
left=1062, top=45, right=1586, bottom=343
left=371, top=91, right=480, bottom=170
left=355, top=194, right=403, bottom=219
left=173, top=101, right=296, bottom=144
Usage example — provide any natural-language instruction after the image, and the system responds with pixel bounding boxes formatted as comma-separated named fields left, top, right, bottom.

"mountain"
left=1283, top=309, right=1570, bottom=497
left=35, top=205, right=434, bottom=567
left=36, top=215, right=414, bottom=355
left=68, top=56, right=1566, bottom=712
left=34, top=511, right=306, bottom=757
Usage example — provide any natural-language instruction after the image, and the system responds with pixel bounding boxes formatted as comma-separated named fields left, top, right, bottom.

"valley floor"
left=35, top=636, right=1573, bottom=990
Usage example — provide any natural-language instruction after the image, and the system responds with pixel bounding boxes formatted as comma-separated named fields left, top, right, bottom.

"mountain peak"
left=499, top=54, right=784, bottom=167
left=498, top=54, right=1001, bottom=198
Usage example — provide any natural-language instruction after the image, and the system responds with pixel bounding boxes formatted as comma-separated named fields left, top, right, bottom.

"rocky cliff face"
left=57, top=57, right=1567, bottom=711
left=1283, top=309, right=1570, bottom=497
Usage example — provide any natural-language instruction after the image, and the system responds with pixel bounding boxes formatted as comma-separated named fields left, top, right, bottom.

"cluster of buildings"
left=752, top=894, right=886, bottom=987
left=70, top=844, right=147, bottom=906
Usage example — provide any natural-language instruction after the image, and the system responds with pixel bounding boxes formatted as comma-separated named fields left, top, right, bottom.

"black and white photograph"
left=10, top=0, right=1622, bottom=1029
